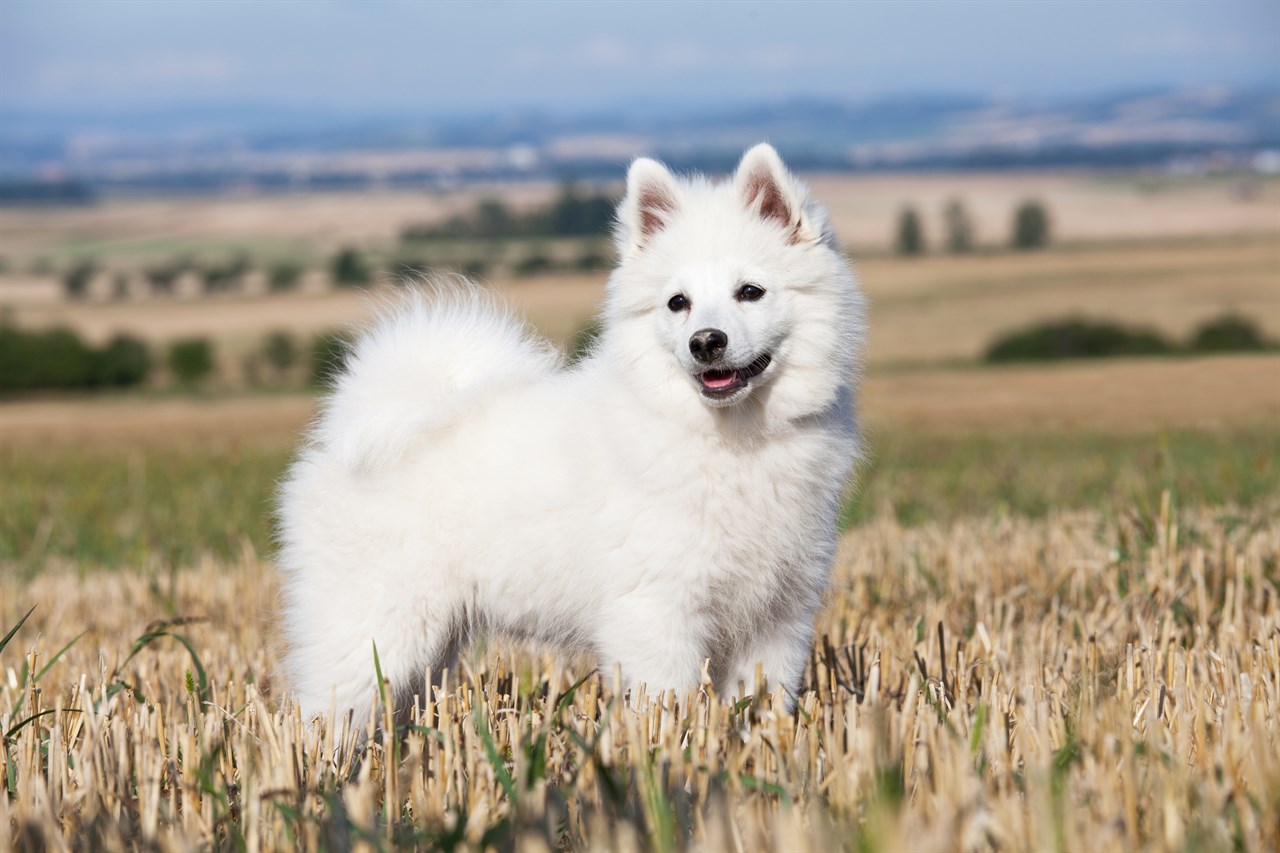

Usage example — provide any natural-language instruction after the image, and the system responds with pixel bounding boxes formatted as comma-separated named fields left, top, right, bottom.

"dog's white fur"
left=277, top=144, right=864, bottom=722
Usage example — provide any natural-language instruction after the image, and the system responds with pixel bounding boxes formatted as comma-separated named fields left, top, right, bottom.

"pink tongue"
left=702, top=370, right=737, bottom=389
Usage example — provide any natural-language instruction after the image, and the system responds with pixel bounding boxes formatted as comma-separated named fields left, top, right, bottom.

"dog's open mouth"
left=698, top=353, right=772, bottom=399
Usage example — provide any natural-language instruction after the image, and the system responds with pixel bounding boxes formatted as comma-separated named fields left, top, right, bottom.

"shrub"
left=269, top=262, right=303, bottom=293
left=1011, top=200, right=1051, bottom=250
left=513, top=250, right=555, bottom=277
left=331, top=248, right=370, bottom=286
left=568, top=317, right=602, bottom=365
left=262, top=331, right=296, bottom=374
left=146, top=259, right=192, bottom=296
left=943, top=199, right=973, bottom=254
left=168, top=338, right=215, bottom=385
left=0, top=326, right=94, bottom=391
left=63, top=261, right=96, bottom=300
left=311, top=331, right=351, bottom=387
left=896, top=207, right=925, bottom=256
left=393, top=259, right=432, bottom=279
left=1188, top=314, right=1270, bottom=353
left=459, top=259, right=489, bottom=279
left=95, top=334, right=151, bottom=386
left=201, top=256, right=250, bottom=294
left=573, top=246, right=612, bottom=271
left=985, top=318, right=1173, bottom=363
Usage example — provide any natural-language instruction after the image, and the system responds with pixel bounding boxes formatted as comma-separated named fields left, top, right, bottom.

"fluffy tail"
left=312, top=286, right=562, bottom=471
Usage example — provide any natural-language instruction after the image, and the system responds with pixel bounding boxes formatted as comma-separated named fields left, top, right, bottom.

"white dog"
left=277, top=144, right=864, bottom=722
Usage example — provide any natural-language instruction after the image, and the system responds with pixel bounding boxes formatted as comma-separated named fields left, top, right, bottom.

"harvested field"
left=1, top=354, right=1275, bottom=446
left=2, top=172, right=1277, bottom=263
left=3, top=502, right=1277, bottom=849
left=2, top=169, right=1279, bottom=850
left=4, top=233, right=1278, bottom=376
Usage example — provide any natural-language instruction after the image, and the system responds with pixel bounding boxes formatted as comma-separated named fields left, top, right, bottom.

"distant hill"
left=2, top=86, right=1277, bottom=195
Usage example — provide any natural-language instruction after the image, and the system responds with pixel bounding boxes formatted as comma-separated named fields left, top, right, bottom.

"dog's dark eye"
left=736, top=283, right=766, bottom=303
left=667, top=293, right=690, bottom=312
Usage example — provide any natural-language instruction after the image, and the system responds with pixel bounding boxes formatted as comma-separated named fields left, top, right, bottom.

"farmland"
left=1, top=169, right=1278, bottom=849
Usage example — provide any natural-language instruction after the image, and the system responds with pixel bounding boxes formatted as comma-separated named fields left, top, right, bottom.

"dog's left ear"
left=734, top=143, right=819, bottom=244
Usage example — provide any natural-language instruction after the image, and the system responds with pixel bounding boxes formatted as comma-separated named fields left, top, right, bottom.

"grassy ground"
left=3, top=424, right=1275, bottom=577
left=1, top=173, right=1278, bottom=848
left=2, top=405, right=1277, bottom=850
left=2, top=490, right=1276, bottom=849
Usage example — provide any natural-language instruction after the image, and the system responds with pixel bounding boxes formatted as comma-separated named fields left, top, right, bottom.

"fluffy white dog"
left=277, top=144, right=864, bottom=722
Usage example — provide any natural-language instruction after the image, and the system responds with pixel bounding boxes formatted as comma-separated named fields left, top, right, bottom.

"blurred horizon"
left=3, top=0, right=1278, bottom=117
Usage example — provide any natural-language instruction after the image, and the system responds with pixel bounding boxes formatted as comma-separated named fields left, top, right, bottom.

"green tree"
left=943, top=198, right=973, bottom=254
left=0, top=326, right=94, bottom=391
left=63, top=261, right=96, bottom=300
left=169, top=338, right=214, bottom=386
left=331, top=248, right=370, bottom=286
left=1011, top=200, right=1051, bottom=250
left=474, top=198, right=514, bottom=239
left=262, top=331, right=297, bottom=376
left=311, top=331, right=351, bottom=387
left=1190, top=315, right=1270, bottom=353
left=96, top=334, right=150, bottom=387
left=269, top=261, right=303, bottom=293
left=896, top=207, right=925, bottom=256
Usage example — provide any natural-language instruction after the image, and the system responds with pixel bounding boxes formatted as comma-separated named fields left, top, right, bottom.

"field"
left=1, top=170, right=1279, bottom=849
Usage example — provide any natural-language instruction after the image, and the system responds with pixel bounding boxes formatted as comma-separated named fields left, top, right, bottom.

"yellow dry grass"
left=3, top=500, right=1277, bottom=850
left=1, top=354, right=1275, bottom=446
left=2, top=172, right=1276, bottom=261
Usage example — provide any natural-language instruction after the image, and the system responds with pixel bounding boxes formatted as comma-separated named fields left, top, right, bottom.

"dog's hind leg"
left=285, top=597, right=466, bottom=730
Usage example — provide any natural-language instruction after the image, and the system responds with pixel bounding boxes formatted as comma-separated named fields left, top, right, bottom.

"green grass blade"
left=35, top=630, right=87, bottom=684
left=0, top=606, right=36, bottom=657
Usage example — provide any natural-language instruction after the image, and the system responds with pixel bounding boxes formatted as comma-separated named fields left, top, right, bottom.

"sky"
left=1, top=0, right=1278, bottom=120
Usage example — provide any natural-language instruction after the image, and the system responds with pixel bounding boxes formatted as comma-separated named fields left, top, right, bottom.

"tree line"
left=896, top=199, right=1050, bottom=256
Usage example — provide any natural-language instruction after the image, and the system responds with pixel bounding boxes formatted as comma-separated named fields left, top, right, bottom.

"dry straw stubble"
left=2, top=497, right=1278, bottom=850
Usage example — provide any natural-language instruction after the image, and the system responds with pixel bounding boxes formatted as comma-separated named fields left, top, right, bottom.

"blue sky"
left=2, top=0, right=1277, bottom=117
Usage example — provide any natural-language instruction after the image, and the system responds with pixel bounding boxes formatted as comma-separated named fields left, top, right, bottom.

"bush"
left=262, top=331, right=296, bottom=374
left=331, top=248, right=370, bottom=286
left=1011, top=200, right=1051, bottom=250
left=311, top=331, right=351, bottom=387
left=943, top=199, right=973, bottom=254
left=568, top=317, right=602, bottom=365
left=201, top=256, right=251, bottom=295
left=573, top=246, right=613, bottom=271
left=0, top=326, right=94, bottom=391
left=269, top=262, right=303, bottom=293
left=146, top=259, right=192, bottom=296
left=63, top=261, right=96, bottom=300
left=896, top=207, right=925, bottom=256
left=168, top=338, right=215, bottom=385
left=96, top=334, right=151, bottom=386
left=985, top=318, right=1173, bottom=363
left=513, top=250, right=555, bottom=277
left=400, top=184, right=617, bottom=242
left=393, top=259, right=432, bottom=279
left=1188, top=314, right=1271, bottom=353
left=459, top=259, right=489, bottom=279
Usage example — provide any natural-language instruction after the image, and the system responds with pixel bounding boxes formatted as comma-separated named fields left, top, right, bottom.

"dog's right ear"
left=615, top=157, right=680, bottom=258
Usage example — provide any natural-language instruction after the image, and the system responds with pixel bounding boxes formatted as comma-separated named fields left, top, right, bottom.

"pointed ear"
left=734, top=143, right=818, bottom=244
left=616, top=157, right=680, bottom=257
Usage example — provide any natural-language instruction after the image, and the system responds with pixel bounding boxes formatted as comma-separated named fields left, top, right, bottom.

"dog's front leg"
left=722, top=620, right=811, bottom=711
left=595, top=591, right=705, bottom=703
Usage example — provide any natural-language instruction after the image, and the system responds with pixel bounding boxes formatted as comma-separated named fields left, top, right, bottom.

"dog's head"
left=603, top=144, right=863, bottom=426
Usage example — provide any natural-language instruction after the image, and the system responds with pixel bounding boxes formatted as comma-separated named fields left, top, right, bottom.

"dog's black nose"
left=689, top=328, right=728, bottom=363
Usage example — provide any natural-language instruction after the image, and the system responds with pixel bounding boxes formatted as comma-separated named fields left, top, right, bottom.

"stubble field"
left=1, top=170, right=1278, bottom=850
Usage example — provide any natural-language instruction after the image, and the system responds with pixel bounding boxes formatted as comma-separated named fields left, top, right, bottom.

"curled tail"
left=313, top=286, right=561, bottom=471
